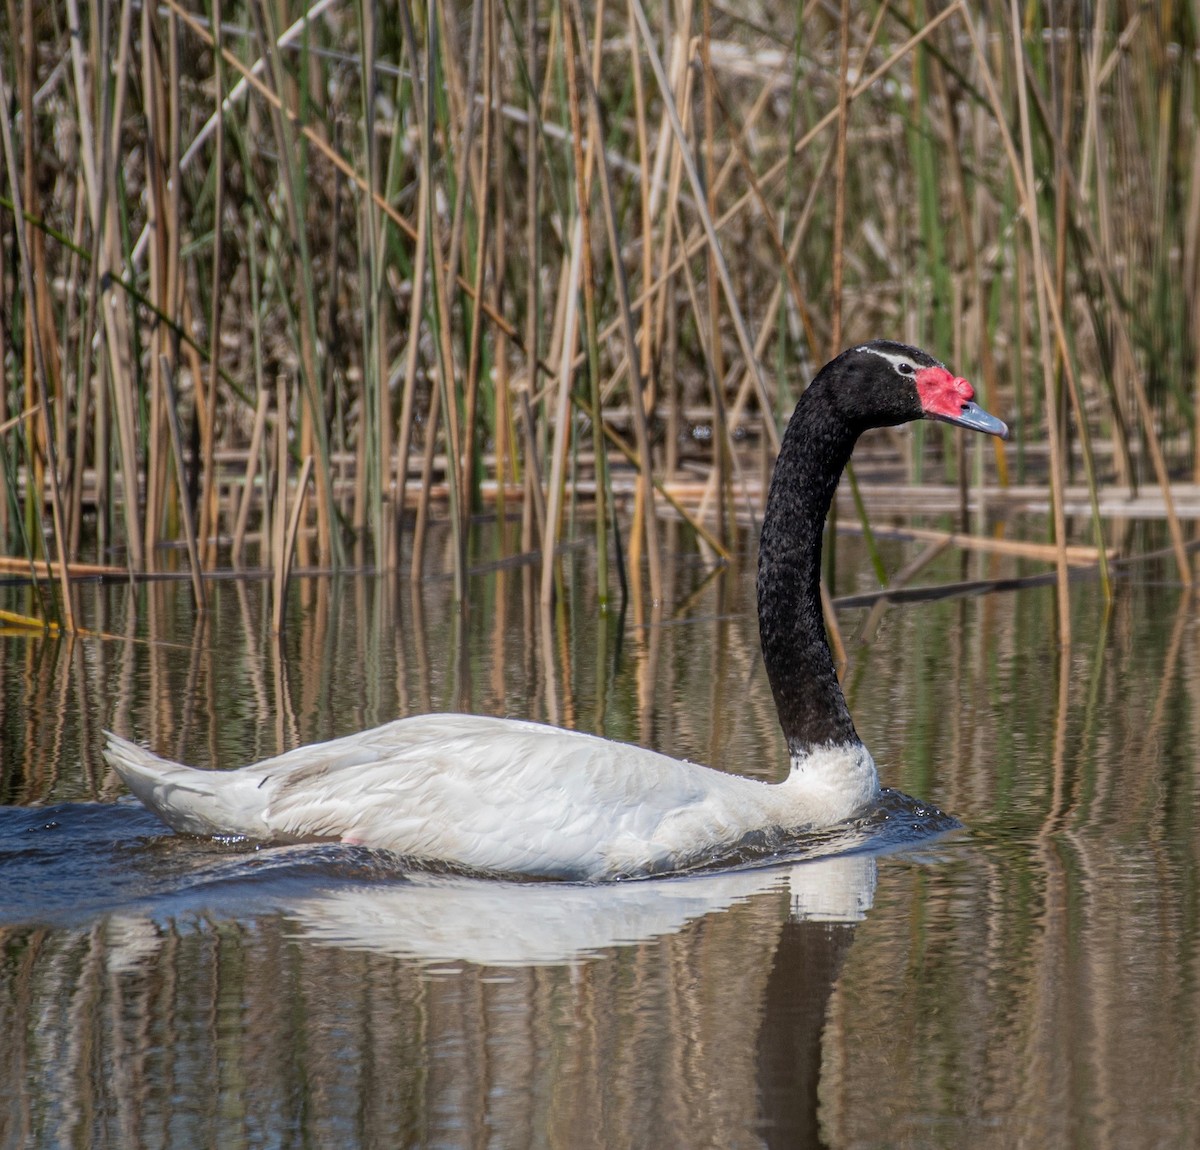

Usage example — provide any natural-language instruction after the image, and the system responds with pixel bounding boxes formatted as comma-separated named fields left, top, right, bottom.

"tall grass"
left=2, top=1, right=1199, bottom=628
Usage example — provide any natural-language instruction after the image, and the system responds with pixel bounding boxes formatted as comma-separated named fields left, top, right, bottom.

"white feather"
left=104, top=715, right=877, bottom=881
left=853, top=343, right=925, bottom=373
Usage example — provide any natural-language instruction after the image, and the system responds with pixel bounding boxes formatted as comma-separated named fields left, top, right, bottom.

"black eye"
left=897, top=362, right=915, bottom=375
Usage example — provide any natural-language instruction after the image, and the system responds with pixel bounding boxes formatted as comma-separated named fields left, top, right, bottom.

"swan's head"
left=834, top=341, right=1010, bottom=440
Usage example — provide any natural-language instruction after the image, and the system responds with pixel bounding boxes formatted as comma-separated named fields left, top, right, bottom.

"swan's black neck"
left=758, top=366, right=913, bottom=755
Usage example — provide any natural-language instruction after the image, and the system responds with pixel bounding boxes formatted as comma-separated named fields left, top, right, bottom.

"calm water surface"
left=1, top=529, right=1197, bottom=1148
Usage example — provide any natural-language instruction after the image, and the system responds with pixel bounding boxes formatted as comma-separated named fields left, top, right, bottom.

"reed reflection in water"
left=2, top=531, right=1200, bottom=1147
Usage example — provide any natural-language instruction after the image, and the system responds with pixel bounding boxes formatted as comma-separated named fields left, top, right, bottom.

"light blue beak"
left=929, top=400, right=1009, bottom=440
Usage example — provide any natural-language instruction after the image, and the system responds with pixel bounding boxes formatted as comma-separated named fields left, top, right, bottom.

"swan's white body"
left=104, top=715, right=877, bottom=881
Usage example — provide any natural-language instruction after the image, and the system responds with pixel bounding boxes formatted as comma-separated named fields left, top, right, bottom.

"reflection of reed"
left=825, top=586, right=1200, bottom=1148
left=3, top=543, right=1200, bottom=1144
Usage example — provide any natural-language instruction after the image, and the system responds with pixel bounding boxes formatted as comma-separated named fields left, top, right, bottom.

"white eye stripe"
left=853, top=345, right=927, bottom=376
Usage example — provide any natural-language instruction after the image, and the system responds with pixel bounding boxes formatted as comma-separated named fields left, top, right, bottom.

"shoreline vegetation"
left=2, top=2, right=1199, bottom=640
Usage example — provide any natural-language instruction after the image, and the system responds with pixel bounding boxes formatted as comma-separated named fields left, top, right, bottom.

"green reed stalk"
left=160, top=355, right=206, bottom=611
left=461, top=0, right=494, bottom=529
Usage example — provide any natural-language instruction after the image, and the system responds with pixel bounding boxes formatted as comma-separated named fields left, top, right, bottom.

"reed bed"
left=1, top=0, right=1199, bottom=633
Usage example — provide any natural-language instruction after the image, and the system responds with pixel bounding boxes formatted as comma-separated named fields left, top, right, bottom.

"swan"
left=104, top=341, right=1007, bottom=881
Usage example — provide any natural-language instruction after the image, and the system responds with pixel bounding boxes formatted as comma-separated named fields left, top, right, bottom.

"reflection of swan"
left=285, top=853, right=877, bottom=967
left=104, top=343, right=1006, bottom=880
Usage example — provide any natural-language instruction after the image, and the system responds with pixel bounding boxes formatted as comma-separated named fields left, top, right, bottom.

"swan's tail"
left=103, top=732, right=269, bottom=839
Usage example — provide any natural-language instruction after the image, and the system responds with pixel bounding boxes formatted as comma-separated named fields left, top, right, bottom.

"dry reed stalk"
left=820, top=582, right=848, bottom=672
left=431, top=0, right=479, bottom=525
left=0, top=47, right=76, bottom=631
left=956, top=6, right=1071, bottom=641
left=927, top=52, right=1009, bottom=489
left=0, top=607, right=58, bottom=633
left=671, top=200, right=734, bottom=541
left=9, top=0, right=1200, bottom=597
left=393, top=158, right=431, bottom=540
left=141, top=0, right=172, bottom=570
left=843, top=523, right=1108, bottom=566
left=1035, top=19, right=1187, bottom=590
left=0, top=555, right=125, bottom=577
left=232, top=389, right=271, bottom=567
left=696, top=5, right=737, bottom=546
left=199, top=0, right=226, bottom=568
left=273, top=455, right=315, bottom=635
left=1081, top=12, right=1133, bottom=491
left=272, top=376, right=288, bottom=593
left=704, top=76, right=820, bottom=361
left=693, top=144, right=835, bottom=530
left=1189, top=79, right=1200, bottom=490
left=401, top=0, right=466, bottom=597
left=357, top=0, right=391, bottom=564
left=541, top=221, right=585, bottom=608
left=411, top=378, right=442, bottom=582
left=680, top=1, right=965, bottom=292
left=488, top=0, right=512, bottom=551
left=1035, top=260, right=1112, bottom=596
left=66, top=166, right=92, bottom=560
left=269, top=374, right=291, bottom=632
left=1005, top=3, right=1073, bottom=632
left=0, top=402, right=40, bottom=435
left=828, top=0, right=852, bottom=357
left=701, top=0, right=724, bottom=407
left=165, top=9, right=185, bottom=542
left=519, top=0, right=541, bottom=543
left=627, top=0, right=654, bottom=393
left=560, top=4, right=609, bottom=605
left=1025, top=51, right=1194, bottom=587
left=100, top=0, right=144, bottom=571
left=55, top=139, right=86, bottom=526
left=518, top=386, right=548, bottom=544
left=249, top=0, right=335, bottom=568
left=162, top=0, right=546, bottom=394
left=1051, top=24, right=1074, bottom=445
left=820, top=0, right=855, bottom=664
left=423, top=179, right=467, bottom=598
left=17, top=0, right=41, bottom=557
left=297, top=390, right=314, bottom=572
left=628, top=0, right=777, bottom=454
left=569, top=0, right=662, bottom=602
left=645, top=33, right=695, bottom=477
left=588, top=406, right=730, bottom=560
left=644, top=0, right=692, bottom=224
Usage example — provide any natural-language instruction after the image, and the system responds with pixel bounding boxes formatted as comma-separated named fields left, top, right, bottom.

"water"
left=1, top=530, right=1198, bottom=1148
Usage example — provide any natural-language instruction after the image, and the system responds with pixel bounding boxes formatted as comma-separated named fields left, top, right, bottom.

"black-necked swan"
left=104, top=341, right=1008, bottom=881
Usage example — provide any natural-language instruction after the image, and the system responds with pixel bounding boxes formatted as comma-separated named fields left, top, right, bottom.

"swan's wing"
left=253, top=714, right=752, bottom=879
